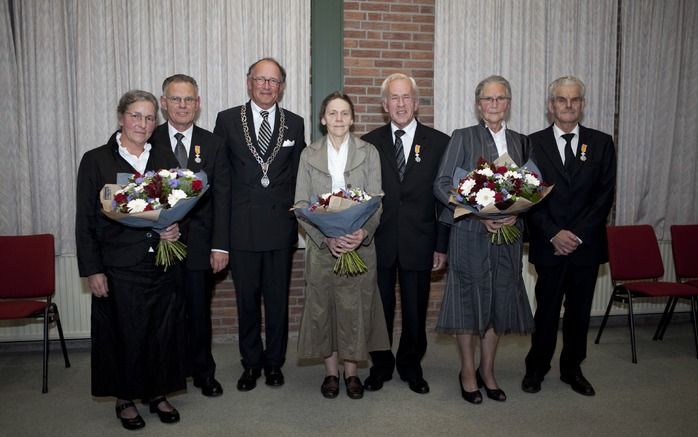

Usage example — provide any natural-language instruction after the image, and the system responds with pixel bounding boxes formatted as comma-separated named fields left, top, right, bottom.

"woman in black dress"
left=76, top=90, right=184, bottom=430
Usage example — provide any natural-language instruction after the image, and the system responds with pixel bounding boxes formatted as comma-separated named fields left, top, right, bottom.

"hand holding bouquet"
left=449, top=153, right=552, bottom=244
left=100, top=169, right=208, bottom=270
left=294, top=188, right=381, bottom=276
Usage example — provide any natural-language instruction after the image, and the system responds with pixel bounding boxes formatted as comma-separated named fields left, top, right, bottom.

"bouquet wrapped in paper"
left=294, top=188, right=382, bottom=276
left=100, top=169, right=208, bottom=269
left=449, top=153, right=553, bottom=244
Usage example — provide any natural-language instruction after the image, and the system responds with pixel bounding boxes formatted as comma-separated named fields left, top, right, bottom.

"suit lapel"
left=187, top=127, right=203, bottom=172
left=504, top=129, right=523, bottom=166
left=478, top=122, right=500, bottom=162
left=404, top=122, right=425, bottom=176
left=539, top=125, right=568, bottom=181
left=345, top=135, right=366, bottom=173
left=378, top=124, right=400, bottom=178
left=567, top=125, right=589, bottom=179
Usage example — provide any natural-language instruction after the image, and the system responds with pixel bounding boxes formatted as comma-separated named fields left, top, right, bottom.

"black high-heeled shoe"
left=115, top=400, right=145, bottom=430
left=148, top=397, right=180, bottom=424
left=476, top=368, right=507, bottom=401
left=458, top=372, right=482, bottom=404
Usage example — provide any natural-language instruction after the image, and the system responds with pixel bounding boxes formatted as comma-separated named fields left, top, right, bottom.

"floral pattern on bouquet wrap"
left=449, top=153, right=553, bottom=244
left=100, top=169, right=208, bottom=269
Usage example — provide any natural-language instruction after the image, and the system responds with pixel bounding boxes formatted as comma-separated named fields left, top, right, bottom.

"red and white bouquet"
left=100, top=169, right=208, bottom=269
left=450, top=154, right=552, bottom=244
left=294, top=188, right=381, bottom=276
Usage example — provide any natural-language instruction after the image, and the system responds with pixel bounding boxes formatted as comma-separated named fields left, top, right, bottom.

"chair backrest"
left=670, top=224, right=698, bottom=279
left=0, top=234, right=55, bottom=299
left=606, top=225, right=664, bottom=281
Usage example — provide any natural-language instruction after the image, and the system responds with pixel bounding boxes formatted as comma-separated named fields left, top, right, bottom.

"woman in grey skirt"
left=433, top=76, right=534, bottom=404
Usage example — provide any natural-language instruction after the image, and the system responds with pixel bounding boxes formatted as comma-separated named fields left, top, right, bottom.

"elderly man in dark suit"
left=361, top=73, right=449, bottom=394
left=522, top=75, right=616, bottom=397
left=151, top=74, right=231, bottom=397
left=214, top=58, right=306, bottom=391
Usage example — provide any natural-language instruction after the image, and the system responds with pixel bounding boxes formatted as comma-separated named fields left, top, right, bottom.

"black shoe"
left=476, top=368, right=506, bottom=401
left=237, top=368, right=262, bottom=391
left=458, top=373, right=482, bottom=404
left=521, top=373, right=542, bottom=394
left=194, top=376, right=223, bottom=397
left=560, top=373, right=595, bottom=396
left=363, top=373, right=391, bottom=391
left=264, top=367, right=285, bottom=387
left=148, top=397, right=180, bottom=424
left=344, top=374, right=364, bottom=399
left=401, top=375, right=430, bottom=394
left=115, top=401, right=145, bottom=430
left=320, top=374, right=340, bottom=399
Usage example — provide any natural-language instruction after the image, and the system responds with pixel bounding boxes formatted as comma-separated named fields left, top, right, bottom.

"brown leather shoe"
left=344, top=374, right=364, bottom=399
left=320, top=374, right=339, bottom=399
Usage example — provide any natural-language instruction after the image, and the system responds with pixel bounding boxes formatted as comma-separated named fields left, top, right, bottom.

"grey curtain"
left=1, top=0, right=311, bottom=253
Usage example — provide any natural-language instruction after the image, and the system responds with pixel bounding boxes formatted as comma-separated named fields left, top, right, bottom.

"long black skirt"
left=91, top=255, right=186, bottom=399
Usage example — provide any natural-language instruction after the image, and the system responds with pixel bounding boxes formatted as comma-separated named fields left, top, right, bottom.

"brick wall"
left=210, top=0, right=444, bottom=341
left=344, top=0, right=437, bottom=134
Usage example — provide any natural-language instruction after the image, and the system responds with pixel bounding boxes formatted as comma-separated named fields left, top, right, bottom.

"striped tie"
left=258, top=110, right=272, bottom=155
left=395, top=129, right=406, bottom=180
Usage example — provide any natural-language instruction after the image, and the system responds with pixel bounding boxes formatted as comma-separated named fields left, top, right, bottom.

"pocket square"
left=282, top=139, right=295, bottom=148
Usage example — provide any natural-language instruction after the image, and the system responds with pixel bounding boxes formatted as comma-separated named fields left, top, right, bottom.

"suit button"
left=146, top=232, right=152, bottom=238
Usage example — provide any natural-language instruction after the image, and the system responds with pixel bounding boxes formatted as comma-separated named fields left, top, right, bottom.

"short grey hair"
left=117, top=90, right=158, bottom=115
left=474, top=75, right=511, bottom=102
left=548, top=75, right=586, bottom=101
left=380, top=73, right=419, bottom=103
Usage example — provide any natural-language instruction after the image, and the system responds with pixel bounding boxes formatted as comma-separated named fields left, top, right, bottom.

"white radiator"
left=0, top=241, right=692, bottom=342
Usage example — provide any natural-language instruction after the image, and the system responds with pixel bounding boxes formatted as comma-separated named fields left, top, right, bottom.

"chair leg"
left=51, top=304, right=71, bottom=368
left=595, top=289, right=616, bottom=344
left=627, top=292, right=638, bottom=364
left=653, top=297, right=677, bottom=341
left=659, top=297, right=678, bottom=341
left=690, top=297, right=698, bottom=360
left=42, top=306, right=49, bottom=393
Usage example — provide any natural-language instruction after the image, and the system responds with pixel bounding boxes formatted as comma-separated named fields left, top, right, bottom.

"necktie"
left=174, top=132, right=187, bottom=168
left=562, top=133, right=575, bottom=174
left=258, top=110, right=272, bottom=155
left=395, top=129, right=406, bottom=180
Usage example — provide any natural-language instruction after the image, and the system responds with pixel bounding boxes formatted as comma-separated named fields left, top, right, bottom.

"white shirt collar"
left=553, top=123, right=580, bottom=140
left=391, top=118, right=417, bottom=138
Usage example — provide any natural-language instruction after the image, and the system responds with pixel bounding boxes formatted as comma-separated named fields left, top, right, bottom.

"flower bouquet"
left=294, top=188, right=381, bottom=276
left=100, top=169, right=208, bottom=270
left=449, top=153, right=552, bottom=244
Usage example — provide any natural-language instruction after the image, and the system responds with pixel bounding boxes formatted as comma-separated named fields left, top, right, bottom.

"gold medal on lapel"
left=194, top=145, right=202, bottom=163
left=414, top=144, right=422, bottom=163
left=580, top=144, right=588, bottom=162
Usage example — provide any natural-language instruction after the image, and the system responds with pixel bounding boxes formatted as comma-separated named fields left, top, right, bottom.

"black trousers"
left=183, top=268, right=216, bottom=381
left=525, top=262, right=600, bottom=377
left=370, top=266, right=431, bottom=381
left=229, top=248, right=291, bottom=370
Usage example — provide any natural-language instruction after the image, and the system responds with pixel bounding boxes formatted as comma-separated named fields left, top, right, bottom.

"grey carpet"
left=1, top=324, right=696, bottom=437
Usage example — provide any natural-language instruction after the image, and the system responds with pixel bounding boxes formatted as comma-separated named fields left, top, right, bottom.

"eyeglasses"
left=250, top=76, right=282, bottom=88
left=124, top=111, right=157, bottom=124
left=553, top=96, right=584, bottom=105
left=166, top=96, right=197, bottom=105
left=479, top=96, right=511, bottom=104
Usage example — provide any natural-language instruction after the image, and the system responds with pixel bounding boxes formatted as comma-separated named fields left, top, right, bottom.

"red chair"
left=594, top=225, right=698, bottom=363
left=0, top=234, right=71, bottom=392
left=652, top=225, right=698, bottom=356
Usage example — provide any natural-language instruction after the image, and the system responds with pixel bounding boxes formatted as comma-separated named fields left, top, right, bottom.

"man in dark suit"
left=522, top=75, right=616, bottom=396
left=213, top=58, right=305, bottom=391
left=150, top=74, right=231, bottom=397
left=361, top=73, right=449, bottom=394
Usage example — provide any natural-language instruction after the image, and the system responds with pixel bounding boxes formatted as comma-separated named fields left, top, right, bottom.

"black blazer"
left=527, top=124, right=617, bottom=267
left=75, top=131, right=179, bottom=277
left=213, top=102, right=305, bottom=251
left=150, top=123, right=231, bottom=270
left=362, top=121, right=450, bottom=271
